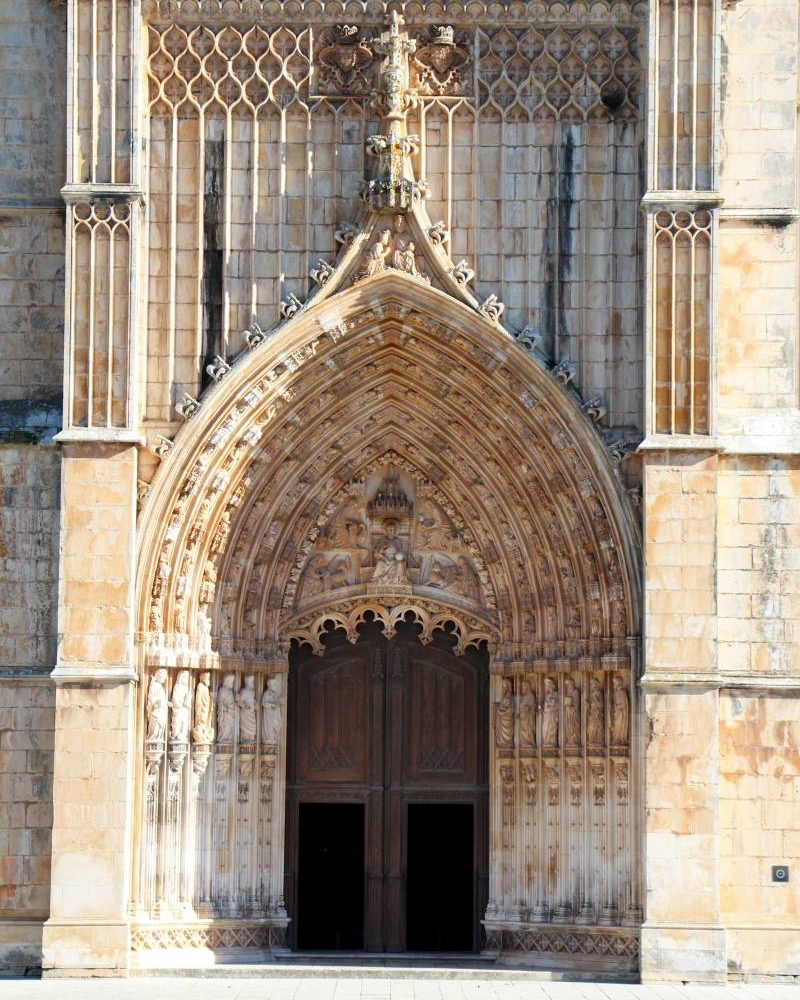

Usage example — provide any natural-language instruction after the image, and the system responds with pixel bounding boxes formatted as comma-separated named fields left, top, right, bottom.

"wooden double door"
left=285, top=624, right=489, bottom=952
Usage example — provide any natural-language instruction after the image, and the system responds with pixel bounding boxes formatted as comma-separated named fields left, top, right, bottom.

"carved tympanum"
left=296, top=468, right=484, bottom=610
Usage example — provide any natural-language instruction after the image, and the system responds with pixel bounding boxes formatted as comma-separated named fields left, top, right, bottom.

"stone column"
left=639, top=2, right=726, bottom=979
left=42, top=0, right=144, bottom=976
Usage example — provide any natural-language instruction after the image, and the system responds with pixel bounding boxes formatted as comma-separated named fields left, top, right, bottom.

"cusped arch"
left=136, top=273, right=641, bottom=670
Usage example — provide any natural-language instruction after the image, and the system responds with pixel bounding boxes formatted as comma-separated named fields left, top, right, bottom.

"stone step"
left=133, top=956, right=637, bottom=982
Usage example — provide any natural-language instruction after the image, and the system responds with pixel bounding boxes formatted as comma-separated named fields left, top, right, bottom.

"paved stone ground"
left=1, top=977, right=799, bottom=1000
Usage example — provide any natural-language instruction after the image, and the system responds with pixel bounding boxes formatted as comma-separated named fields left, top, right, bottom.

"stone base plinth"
left=483, top=922, right=639, bottom=975
left=130, top=919, right=290, bottom=968
left=640, top=923, right=727, bottom=983
left=41, top=918, right=130, bottom=977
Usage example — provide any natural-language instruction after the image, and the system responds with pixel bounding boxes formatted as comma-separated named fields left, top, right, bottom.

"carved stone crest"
left=316, top=25, right=375, bottom=95
left=413, top=26, right=469, bottom=96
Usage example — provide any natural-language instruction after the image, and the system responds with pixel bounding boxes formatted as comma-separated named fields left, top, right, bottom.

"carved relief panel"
left=296, top=468, right=485, bottom=610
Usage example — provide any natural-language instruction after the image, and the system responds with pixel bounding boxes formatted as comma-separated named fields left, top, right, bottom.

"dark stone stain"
left=558, top=128, right=575, bottom=342
left=202, top=136, right=225, bottom=390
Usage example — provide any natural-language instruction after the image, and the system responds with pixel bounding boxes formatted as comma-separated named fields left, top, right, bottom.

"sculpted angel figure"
left=542, top=675, right=559, bottom=748
left=495, top=678, right=515, bottom=750
left=587, top=675, right=605, bottom=746
left=216, top=673, right=236, bottom=743
left=261, top=676, right=283, bottom=746
left=146, top=668, right=168, bottom=743
left=611, top=673, right=629, bottom=744
left=237, top=675, right=258, bottom=744
left=192, top=671, right=214, bottom=745
left=371, top=519, right=409, bottom=584
left=518, top=679, right=536, bottom=750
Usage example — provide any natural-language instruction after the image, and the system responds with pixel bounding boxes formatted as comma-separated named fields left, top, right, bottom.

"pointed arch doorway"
left=285, top=617, right=489, bottom=953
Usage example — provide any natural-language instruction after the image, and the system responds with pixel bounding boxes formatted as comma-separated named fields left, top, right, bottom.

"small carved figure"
left=303, top=552, right=354, bottom=596
left=356, top=229, right=392, bottom=279
left=169, top=670, right=191, bottom=744
left=587, top=675, right=605, bottom=746
left=151, top=551, right=170, bottom=599
left=542, top=676, right=559, bottom=748
left=611, top=673, right=629, bottom=744
left=210, top=510, right=231, bottom=555
left=519, top=679, right=536, bottom=750
left=237, top=675, right=258, bottom=744
left=371, top=519, right=409, bottom=584
left=216, top=673, right=236, bottom=743
left=192, top=671, right=214, bottom=745
left=146, top=668, right=168, bottom=743
left=564, top=676, right=581, bottom=746
left=261, top=676, right=283, bottom=746
left=393, top=240, right=424, bottom=279
left=495, top=678, right=515, bottom=749
left=199, top=559, right=217, bottom=606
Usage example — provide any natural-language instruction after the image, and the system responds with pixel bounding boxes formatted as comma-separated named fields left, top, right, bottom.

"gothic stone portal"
left=286, top=621, right=489, bottom=953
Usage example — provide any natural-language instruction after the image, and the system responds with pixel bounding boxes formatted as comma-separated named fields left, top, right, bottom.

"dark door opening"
left=406, top=803, right=474, bottom=951
left=297, top=803, right=365, bottom=949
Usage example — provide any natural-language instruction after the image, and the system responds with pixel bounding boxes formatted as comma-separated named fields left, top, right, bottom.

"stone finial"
left=581, top=397, right=607, bottom=423
left=552, top=359, right=575, bottom=385
left=515, top=324, right=542, bottom=352
left=479, top=294, right=505, bottom=324
left=279, top=292, right=303, bottom=320
left=243, top=319, right=267, bottom=349
left=427, top=221, right=449, bottom=245
left=452, top=259, right=475, bottom=285
left=310, top=259, right=335, bottom=286
left=177, top=393, right=201, bottom=419
left=205, top=355, right=231, bottom=382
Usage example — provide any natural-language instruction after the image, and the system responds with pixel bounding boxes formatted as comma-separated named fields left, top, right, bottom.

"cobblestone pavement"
left=1, top=974, right=798, bottom=1000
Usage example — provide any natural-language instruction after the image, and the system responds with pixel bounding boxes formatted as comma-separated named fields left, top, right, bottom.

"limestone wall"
left=0, top=679, right=55, bottom=974
left=719, top=692, right=800, bottom=978
left=0, top=442, right=60, bottom=973
left=0, top=0, right=66, bottom=412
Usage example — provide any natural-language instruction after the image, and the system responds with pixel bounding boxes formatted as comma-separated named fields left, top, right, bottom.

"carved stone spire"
left=361, top=11, right=428, bottom=212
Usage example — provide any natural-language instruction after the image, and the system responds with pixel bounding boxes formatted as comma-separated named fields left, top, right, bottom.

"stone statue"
left=146, top=668, right=168, bottom=743
left=192, top=670, right=214, bottom=744
left=564, top=676, right=581, bottom=746
left=519, top=679, right=536, bottom=749
left=372, top=519, right=409, bottom=584
left=151, top=551, right=170, bottom=599
left=357, top=229, right=391, bottom=278
left=237, top=675, right=258, bottom=743
left=216, top=673, right=236, bottom=743
left=393, top=240, right=419, bottom=275
left=169, top=670, right=191, bottom=743
left=199, top=559, right=217, bottom=605
left=587, top=675, right=605, bottom=746
left=611, top=673, right=629, bottom=744
left=210, top=510, right=231, bottom=554
left=542, top=675, right=559, bottom=748
left=495, top=678, right=514, bottom=749
left=261, top=676, right=283, bottom=746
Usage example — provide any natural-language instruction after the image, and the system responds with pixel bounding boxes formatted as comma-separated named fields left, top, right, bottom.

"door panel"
left=296, top=654, right=369, bottom=784
left=287, top=627, right=487, bottom=952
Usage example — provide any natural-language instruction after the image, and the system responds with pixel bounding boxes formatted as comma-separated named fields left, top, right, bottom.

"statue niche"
left=295, top=468, right=484, bottom=611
